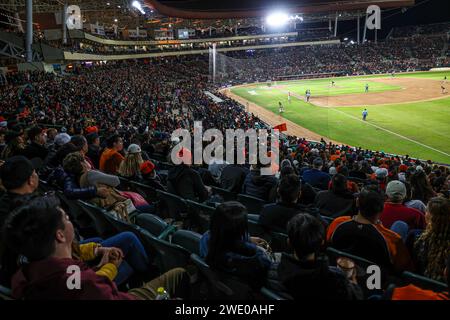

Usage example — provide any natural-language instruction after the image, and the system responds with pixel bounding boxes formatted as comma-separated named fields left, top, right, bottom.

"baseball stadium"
left=0, top=0, right=449, bottom=307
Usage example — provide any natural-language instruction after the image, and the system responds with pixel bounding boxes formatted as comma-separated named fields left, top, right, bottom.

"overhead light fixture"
left=114, top=18, right=118, bottom=22
left=132, top=1, right=145, bottom=14
left=266, top=12, right=289, bottom=27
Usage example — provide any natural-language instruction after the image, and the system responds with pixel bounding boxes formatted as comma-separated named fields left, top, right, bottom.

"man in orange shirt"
left=326, top=187, right=414, bottom=273
left=99, top=134, right=124, bottom=174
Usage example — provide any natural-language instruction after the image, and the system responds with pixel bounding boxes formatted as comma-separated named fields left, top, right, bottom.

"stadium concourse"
left=0, top=4, right=449, bottom=303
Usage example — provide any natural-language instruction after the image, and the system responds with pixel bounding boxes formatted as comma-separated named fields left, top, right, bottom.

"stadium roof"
left=145, top=0, right=416, bottom=18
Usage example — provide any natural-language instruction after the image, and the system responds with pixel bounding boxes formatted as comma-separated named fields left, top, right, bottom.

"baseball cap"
left=127, top=144, right=142, bottom=154
left=0, top=156, right=42, bottom=190
left=313, top=157, right=323, bottom=167
left=399, top=164, right=408, bottom=172
left=386, top=180, right=407, bottom=199
left=54, top=133, right=71, bottom=147
left=375, top=168, right=388, bottom=179
left=140, top=160, right=156, bottom=175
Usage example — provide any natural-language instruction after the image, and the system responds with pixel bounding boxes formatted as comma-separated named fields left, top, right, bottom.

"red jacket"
left=12, top=257, right=136, bottom=300
left=380, top=202, right=426, bottom=230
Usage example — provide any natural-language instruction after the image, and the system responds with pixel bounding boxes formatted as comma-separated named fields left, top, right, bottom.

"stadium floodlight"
left=344, top=38, right=348, bottom=41
left=132, top=1, right=145, bottom=14
left=266, top=12, right=289, bottom=27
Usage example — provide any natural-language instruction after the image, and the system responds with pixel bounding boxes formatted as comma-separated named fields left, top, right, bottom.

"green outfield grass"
left=231, top=71, right=450, bottom=163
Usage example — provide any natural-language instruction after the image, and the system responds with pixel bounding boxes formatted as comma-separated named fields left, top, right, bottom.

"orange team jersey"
left=330, top=154, right=340, bottom=162
left=326, top=216, right=414, bottom=272
left=392, top=284, right=449, bottom=300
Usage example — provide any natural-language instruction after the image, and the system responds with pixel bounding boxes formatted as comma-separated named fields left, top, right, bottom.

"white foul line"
left=329, top=107, right=450, bottom=157
left=274, top=87, right=450, bottom=158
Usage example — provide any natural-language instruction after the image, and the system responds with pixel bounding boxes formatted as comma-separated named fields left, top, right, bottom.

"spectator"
left=86, top=132, right=101, bottom=169
left=326, top=188, right=414, bottom=272
left=242, top=162, right=278, bottom=202
left=269, top=213, right=363, bottom=300
left=380, top=180, right=426, bottom=230
left=259, top=174, right=321, bottom=233
left=1, top=129, right=25, bottom=160
left=3, top=196, right=190, bottom=300
left=140, top=160, right=166, bottom=191
left=314, top=174, right=356, bottom=218
left=414, top=197, right=450, bottom=282
left=0, top=156, right=41, bottom=287
left=167, top=149, right=209, bottom=202
left=302, top=157, right=331, bottom=190
left=71, top=135, right=94, bottom=169
left=99, top=134, right=124, bottom=174
left=220, top=160, right=249, bottom=193
left=410, top=170, right=436, bottom=204
left=23, top=126, right=48, bottom=160
left=117, top=144, right=143, bottom=180
left=200, top=201, right=272, bottom=295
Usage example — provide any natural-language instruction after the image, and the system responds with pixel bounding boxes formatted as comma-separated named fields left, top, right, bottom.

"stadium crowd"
left=0, top=34, right=449, bottom=301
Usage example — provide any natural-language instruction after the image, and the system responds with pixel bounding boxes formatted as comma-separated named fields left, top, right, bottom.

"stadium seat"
left=190, top=253, right=233, bottom=299
left=326, top=247, right=377, bottom=269
left=137, top=229, right=191, bottom=274
left=237, top=194, right=266, bottom=214
left=128, top=181, right=158, bottom=202
left=135, top=213, right=170, bottom=238
left=171, top=229, right=202, bottom=256
left=186, top=199, right=216, bottom=233
left=156, top=190, right=188, bottom=220
left=320, top=215, right=334, bottom=225
left=0, top=285, right=13, bottom=300
left=210, top=186, right=237, bottom=201
left=118, top=176, right=133, bottom=191
left=401, top=271, right=448, bottom=292
left=260, top=287, right=292, bottom=300
left=247, top=219, right=290, bottom=253
left=77, top=200, right=118, bottom=238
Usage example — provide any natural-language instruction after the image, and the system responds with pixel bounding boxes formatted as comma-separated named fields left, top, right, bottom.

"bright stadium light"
left=266, top=12, right=289, bottom=27
left=132, top=1, right=145, bottom=14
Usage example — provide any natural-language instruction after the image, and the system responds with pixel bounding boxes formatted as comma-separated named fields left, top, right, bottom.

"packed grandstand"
left=0, top=0, right=449, bottom=303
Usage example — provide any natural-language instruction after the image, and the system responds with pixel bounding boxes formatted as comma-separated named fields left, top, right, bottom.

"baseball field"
left=225, top=71, right=450, bottom=164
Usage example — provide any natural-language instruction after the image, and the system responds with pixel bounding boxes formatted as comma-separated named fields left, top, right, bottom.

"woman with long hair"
left=409, top=170, right=436, bottom=204
left=414, top=197, right=450, bottom=282
left=117, top=144, right=143, bottom=180
left=200, top=201, right=272, bottom=293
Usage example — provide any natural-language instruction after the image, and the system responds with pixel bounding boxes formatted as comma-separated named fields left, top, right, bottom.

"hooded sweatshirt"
left=271, top=253, right=362, bottom=300
left=241, top=169, right=278, bottom=202
left=167, top=164, right=208, bottom=202
left=11, top=257, right=135, bottom=300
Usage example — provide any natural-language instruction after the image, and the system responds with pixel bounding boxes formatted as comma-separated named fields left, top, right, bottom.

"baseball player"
left=365, top=83, right=369, bottom=93
left=278, top=101, right=284, bottom=114
left=331, top=80, right=336, bottom=87
left=362, top=108, right=368, bottom=121
left=305, top=89, right=311, bottom=102
left=288, top=91, right=291, bottom=103
left=441, top=84, right=447, bottom=94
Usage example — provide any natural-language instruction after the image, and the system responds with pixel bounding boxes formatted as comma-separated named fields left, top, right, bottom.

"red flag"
left=273, top=123, right=287, bottom=132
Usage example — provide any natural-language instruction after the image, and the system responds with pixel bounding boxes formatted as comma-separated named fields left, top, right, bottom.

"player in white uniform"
left=288, top=92, right=291, bottom=103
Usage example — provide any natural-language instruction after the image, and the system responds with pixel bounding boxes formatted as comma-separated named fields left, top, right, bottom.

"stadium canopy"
left=145, top=0, right=415, bottom=18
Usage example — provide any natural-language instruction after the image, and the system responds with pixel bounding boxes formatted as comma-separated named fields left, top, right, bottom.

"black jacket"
left=242, top=170, right=277, bottom=202
left=0, top=192, right=35, bottom=287
left=23, top=142, right=48, bottom=160
left=87, top=144, right=101, bottom=169
left=268, top=253, right=363, bottom=300
left=220, top=164, right=249, bottom=193
left=167, top=164, right=208, bottom=202
left=314, top=190, right=356, bottom=218
left=259, top=202, right=322, bottom=233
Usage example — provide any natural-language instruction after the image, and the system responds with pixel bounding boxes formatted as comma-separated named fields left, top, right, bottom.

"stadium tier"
left=0, top=0, right=448, bottom=307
